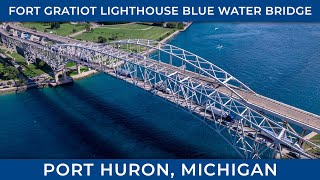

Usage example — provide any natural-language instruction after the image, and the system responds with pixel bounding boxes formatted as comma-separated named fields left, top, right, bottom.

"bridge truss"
left=1, top=29, right=319, bottom=159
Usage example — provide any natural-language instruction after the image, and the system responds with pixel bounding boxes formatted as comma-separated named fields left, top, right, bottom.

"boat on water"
left=216, top=45, right=223, bottom=50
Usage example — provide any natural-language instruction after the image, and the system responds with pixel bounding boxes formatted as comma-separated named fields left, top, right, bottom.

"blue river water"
left=0, top=23, right=320, bottom=159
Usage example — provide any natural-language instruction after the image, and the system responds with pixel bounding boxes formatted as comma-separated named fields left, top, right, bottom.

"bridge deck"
left=7, top=25, right=81, bottom=44
left=233, top=90, right=320, bottom=133
left=150, top=61, right=320, bottom=133
left=72, top=55, right=316, bottom=158
left=4, top=24, right=320, bottom=134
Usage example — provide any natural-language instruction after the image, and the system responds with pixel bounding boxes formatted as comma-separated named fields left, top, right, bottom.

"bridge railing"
left=109, top=39, right=256, bottom=99
left=52, top=42, right=320, bottom=159
left=2, top=25, right=319, bottom=159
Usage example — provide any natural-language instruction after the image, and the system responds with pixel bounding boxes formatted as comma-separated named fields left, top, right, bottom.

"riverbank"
left=159, top=22, right=192, bottom=44
left=142, top=22, right=192, bottom=56
left=0, top=83, right=47, bottom=94
left=72, top=70, right=98, bottom=80
left=0, top=69, right=98, bottom=95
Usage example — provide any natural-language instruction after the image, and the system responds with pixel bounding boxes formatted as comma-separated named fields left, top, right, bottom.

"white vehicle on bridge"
left=116, top=68, right=131, bottom=78
left=152, top=83, right=172, bottom=94
left=205, top=106, right=235, bottom=125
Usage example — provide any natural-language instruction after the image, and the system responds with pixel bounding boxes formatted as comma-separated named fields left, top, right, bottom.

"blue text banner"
left=0, top=160, right=319, bottom=179
left=1, top=0, right=320, bottom=22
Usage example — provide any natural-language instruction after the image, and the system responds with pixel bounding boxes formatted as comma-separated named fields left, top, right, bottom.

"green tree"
left=152, top=22, right=164, bottom=26
left=108, top=34, right=118, bottom=41
left=177, top=23, right=184, bottom=30
left=166, top=23, right=176, bottom=28
left=6, top=66, right=19, bottom=79
left=38, top=61, right=46, bottom=68
left=97, top=36, right=107, bottom=43
left=72, top=28, right=78, bottom=33
left=85, top=23, right=92, bottom=32
left=16, top=78, right=26, bottom=86
left=31, top=27, right=37, bottom=31
left=50, top=22, right=60, bottom=29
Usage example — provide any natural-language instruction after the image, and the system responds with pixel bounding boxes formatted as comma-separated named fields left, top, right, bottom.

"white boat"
left=216, top=45, right=223, bottom=50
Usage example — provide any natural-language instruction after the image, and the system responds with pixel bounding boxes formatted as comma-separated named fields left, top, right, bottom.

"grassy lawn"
left=97, top=24, right=157, bottom=30
left=22, top=64, right=47, bottom=78
left=66, top=62, right=76, bottom=67
left=0, top=57, right=19, bottom=81
left=0, top=61, right=7, bottom=80
left=10, top=52, right=25, bottom=63
left=10, top=52, right=48, bottom=78
left=68, top=66, right=89, bottom=76
left=21, top=23, right=86, bottom=37
left=69, top=70, right=78, bottom=76
left=75, top=24, right=177, bottom=42
left=80, top=66, right=89, bottom=72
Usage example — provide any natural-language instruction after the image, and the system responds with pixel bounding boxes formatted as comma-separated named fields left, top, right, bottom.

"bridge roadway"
left=138, top=59, right=320, bottom=134
left=51, top=44, right=314, bottom=158
left=7, top=24, right=82, bottom=45
left=4, top=24, right=320, bottom=135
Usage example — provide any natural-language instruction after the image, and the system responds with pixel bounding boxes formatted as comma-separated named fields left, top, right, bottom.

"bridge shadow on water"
left=23, top=87, right=129, bottom=159
left=60, top=82, right=212, bottom=159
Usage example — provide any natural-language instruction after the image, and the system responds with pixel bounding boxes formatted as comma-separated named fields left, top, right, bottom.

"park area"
left=75, top=23, right=178, bottom=42
left=21, top=22, right=87, bottom=37
left=20, top=22, right=183, bottom=43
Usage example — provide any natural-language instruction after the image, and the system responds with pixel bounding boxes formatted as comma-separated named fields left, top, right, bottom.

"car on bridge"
left=152, top=83, right=172, bottom=94
left=205, top=106, right=235, bottom=126
left=116, top=68, right=131, bottom=78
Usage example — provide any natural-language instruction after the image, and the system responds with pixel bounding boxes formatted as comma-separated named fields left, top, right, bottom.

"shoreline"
left=144, top=22, right=192, bottom=56
left=71, top=69, right=99, bottom=80
left=160, top=22, right=192, bottom=44
left=0, top=70, right=99, bottom=95
left=0, top=22, right=192, bottom=95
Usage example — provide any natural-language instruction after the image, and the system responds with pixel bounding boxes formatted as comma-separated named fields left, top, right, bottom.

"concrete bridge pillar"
left=54, top=71, right=60, bottom=83
left=63, top=68, right=67, bottom=80
left=76, top=64, right=81, bottom=74
left=53, top=69, right=67, bottom=83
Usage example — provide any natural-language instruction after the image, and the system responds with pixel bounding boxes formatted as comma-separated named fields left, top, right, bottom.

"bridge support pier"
left=53, top=68, right=68, bottom=83
left=54, top=71, right=62, bottom=83
left=53, top=71, right=60, bottom=83
left=63, top=69, right=67, bottom=80
left=76, top=64, right=81, bottom=74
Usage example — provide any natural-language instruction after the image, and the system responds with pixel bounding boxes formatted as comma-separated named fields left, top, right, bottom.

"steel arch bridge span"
left=109, top=39, right=255, bottom=101
left=51, top=42, right=320, bottom=159
left=110, top=39, right=320, bottom=135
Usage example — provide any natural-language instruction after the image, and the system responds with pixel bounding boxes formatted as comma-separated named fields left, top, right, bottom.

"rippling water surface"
left=0, top=23, right=319, bottom=158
